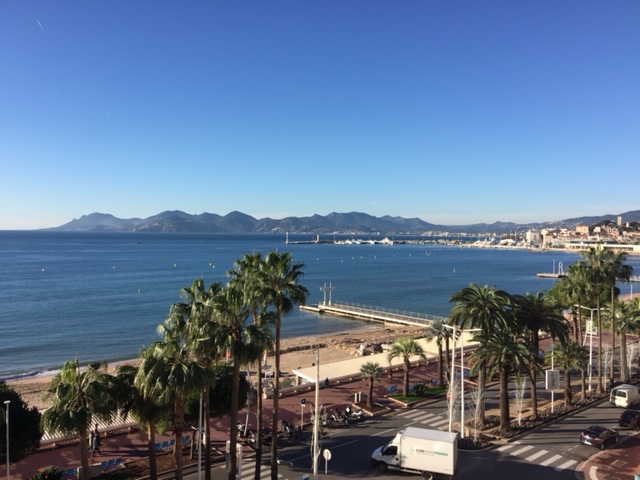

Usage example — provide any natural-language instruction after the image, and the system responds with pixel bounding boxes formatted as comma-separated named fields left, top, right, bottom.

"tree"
left=182, top=278, right=224, bottom=480
left=212, top=283, right=272, bottom=480
left=136, top=312, right=206, bottom=480
left=449, top=284, right=515, bottom=420
left=41, top=359, right=116, bottom=480
left=0, top=382, right=41, bottom=463
left=471, top=329, right=530, bottom=432
left=387, top=337, right=428, bottom=398
left=227, top=252, right=275, bottom=479
left=360, top=362, right=384, bottom=408
left=261, top=251, right=308, bottom=480
left=551, top=340, right=588, bottom=406
left=114, top=362, right=171, bottom=480
left=614, top=298, right=640, bottom=382
left=513, top=291, right=568, bottom=420
left=423, top=319, right=448, bottom=388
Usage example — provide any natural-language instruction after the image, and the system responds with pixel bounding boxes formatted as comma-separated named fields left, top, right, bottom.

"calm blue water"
left=0, top=231, right=636, bottom=379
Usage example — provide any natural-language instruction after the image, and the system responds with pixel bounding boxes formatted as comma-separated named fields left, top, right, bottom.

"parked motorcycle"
left=281, top=419, right=298, bottom=439
left=330, top=410, right=349, bottom=426
left=345, top=404, right=364, bottom=420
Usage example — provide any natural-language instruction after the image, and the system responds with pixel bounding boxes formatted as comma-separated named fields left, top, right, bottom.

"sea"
left=1, top=231, right=637, bottom=380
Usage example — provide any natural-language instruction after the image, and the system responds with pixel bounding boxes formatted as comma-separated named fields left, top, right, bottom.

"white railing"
left=326, top=301, right=448, bottom=327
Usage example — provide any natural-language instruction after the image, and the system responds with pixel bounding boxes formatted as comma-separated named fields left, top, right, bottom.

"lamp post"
left=4, top=400, right=9, bottom=480
left=442, top=325, right=481, bottom=438
left=576, top=305, right=601, bottom=393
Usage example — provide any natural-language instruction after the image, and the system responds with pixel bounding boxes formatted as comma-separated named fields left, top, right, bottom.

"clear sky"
left=1, top=1, right=638, bottom=230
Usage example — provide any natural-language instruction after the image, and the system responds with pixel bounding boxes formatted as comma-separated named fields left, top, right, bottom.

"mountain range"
left=50, top=210, right=640, bottom=235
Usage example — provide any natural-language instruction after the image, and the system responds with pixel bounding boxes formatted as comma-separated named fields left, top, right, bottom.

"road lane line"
left=510, top=445, right=534, bottom=456
left=525, top=449, right=548, bottom=462
left=554, top=459, right=577, bottom=471
left=540, top=454, right=562, bottom=466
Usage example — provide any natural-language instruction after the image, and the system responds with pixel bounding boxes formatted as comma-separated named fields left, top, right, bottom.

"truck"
left=371, top=427, right=458, bottom=479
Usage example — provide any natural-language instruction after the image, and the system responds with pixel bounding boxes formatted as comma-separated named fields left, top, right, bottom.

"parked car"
left=579, top=425, right=619, bottom=450
left=618, top=409, right=640, bottom=430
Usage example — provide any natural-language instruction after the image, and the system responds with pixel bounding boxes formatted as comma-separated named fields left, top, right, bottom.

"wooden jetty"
left=300, top=301, right=447, bottom=328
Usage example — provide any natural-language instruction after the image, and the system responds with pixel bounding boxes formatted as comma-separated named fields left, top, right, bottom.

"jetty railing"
left=329, top=301, right=448, bottom=327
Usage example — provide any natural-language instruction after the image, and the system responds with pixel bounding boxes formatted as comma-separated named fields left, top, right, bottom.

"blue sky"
left=1, top=1, right=638, bottom=230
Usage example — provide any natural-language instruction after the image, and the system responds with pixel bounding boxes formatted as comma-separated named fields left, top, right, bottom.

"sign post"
left=300, top=398, right=305, bottom=430
left=323, top=449, right=332, bottom=475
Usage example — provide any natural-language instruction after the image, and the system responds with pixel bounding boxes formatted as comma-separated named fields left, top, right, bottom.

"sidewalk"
left=576, top=431, right=640, bottom=480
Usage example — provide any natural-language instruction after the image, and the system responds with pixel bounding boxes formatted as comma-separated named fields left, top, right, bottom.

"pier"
left=299, top=300, right=447, bottom=327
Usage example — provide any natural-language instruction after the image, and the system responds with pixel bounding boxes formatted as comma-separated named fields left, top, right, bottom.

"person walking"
left=90, top=424, right=101, bottom=456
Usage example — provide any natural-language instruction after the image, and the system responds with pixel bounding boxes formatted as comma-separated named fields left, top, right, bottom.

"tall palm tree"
left=602, top=249, right=633, bottom=382
left=41, top=358, right=116, bottom=480
left=260, top=251, right=308, bottom=480
left=228, top=252, right=275, bottom=479
left=360, top=362, right=384, bottom=409
left=114, top=362, right=171, bottom=480
left=614, top=298, right=640, bottom=382
left=513, top=291, right=568, bottom=420
left=423, top=319, right=448, bottom=388
left=471, top=329, right=530, bottom=432
left=551, top=340, right=588, bottom=407
left=136, top=313, right=206, bottom=480
left=182, top=279, right=224, bottom=480
left=387, top=337, right=428, bottom=398
left=449, top=284, right=515, bottom=420
left=213, top=284, right=272, bottom=480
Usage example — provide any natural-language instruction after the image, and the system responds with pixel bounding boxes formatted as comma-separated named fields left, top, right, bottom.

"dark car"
left=618, top=409, right=640, bottom=430
left=579, top=425, right=619, bottom=450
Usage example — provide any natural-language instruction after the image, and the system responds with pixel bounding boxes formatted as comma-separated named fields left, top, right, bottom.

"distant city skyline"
left=1, top=1, right=638, bottom=230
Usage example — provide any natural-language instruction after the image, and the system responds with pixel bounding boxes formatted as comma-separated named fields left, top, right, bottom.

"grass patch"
left=389, top=387, right=447, bottom=404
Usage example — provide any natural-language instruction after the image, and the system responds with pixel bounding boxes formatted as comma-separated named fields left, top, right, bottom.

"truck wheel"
left=377, top=462, right=388, bottom=473
left=421, top=472, right=434, bottom=480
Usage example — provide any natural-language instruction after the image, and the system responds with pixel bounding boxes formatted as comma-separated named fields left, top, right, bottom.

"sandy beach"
left=8, top=324, right=425, bottom=411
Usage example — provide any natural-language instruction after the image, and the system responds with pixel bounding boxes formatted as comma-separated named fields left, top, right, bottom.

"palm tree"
left=513, top=291, right=568, bottom=420
left=227, top=252, right=275, bottom=479
left=602, top=249, right=633, bottom=382
left=136, top=313, right=206, bottom=480
left=551, top=340, right=588, bottom=406
left=260, top=251, right=308, bottom=480
left=614, top=298, right=640, bottom=382
left=213, top=284, right=272, bottom=480
left=114, top=362, right=171, bottom=480
left=449, top=284, right=515, bottom=420
left=360, top=362, right=384, bottom=409
left=387, top=337, right=428, bottom=397
left=471, top=329, right=530, bottom=432
left=423, top=319, right=448, bottom=388
left=182, top=279, right=224, bottom=480
left=41, top=358, right=116, bottom=480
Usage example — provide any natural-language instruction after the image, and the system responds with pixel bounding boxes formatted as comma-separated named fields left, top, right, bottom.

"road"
left=189, top=388, right=633, bottom=480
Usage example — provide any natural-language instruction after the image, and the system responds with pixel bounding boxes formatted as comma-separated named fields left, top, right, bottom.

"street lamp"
left=575, top=305, right=607, bottom=393
left=4, top=400, right=9, bottom=480
left=442, top=325, right=481, bottom=438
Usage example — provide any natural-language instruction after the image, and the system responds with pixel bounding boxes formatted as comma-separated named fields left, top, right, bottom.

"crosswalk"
left=222, top=460, right=289, bottom=480
left=397, top=409, right=578, bottom=472
left=495, top=441, right=577, bottom=471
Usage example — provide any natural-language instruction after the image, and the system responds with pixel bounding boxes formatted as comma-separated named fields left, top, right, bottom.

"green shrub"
left=31, top=466, right=63, bottom=480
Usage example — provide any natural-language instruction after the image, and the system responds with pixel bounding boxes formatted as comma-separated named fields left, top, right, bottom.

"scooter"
left=345, top=404, right=364, bottom=420
left=330, top=410, right=349, bottom=426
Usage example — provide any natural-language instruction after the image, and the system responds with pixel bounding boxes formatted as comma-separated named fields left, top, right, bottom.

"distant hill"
left=49, top=210, right=640, bottom=235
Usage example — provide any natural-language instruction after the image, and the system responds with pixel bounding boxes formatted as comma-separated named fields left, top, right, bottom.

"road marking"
left=427, top=418, right=449, bottom=427
left=415, top=413, right=435, bottom=421
left=525, top=449, right=548, bottom=462
left=496, top=444, right=514, bottom=452
left=554, top=459, right=577, bottom=471
left=372, top=428, right=396, bottom=437
left=588, top=466, right=599, bottom=480
left=401, top=410, right=428, bottom=418
left=540, top=454, right=562, bottom=466
left=510, top=445, right=534, bottom=456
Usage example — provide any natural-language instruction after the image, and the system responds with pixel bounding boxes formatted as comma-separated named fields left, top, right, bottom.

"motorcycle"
left=345, top=404, right=364, bottom=420
left=281, top=419, right=298, bottom=439
left=330, top=410, right=349, bottom=426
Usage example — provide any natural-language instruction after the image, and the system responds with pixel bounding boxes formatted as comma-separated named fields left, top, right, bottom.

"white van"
left=609, top=384, right=640, bottom=408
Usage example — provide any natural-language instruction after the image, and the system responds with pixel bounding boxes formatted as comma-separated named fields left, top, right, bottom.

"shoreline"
left=6, top=323, right=424, bottom=412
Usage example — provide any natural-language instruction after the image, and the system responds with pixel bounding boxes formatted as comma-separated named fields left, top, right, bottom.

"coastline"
left=7, top=324, right=424, bottom=412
